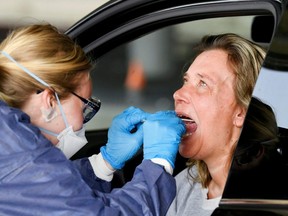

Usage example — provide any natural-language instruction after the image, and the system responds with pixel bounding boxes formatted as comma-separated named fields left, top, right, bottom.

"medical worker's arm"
left=76, top=109, right=186, bottom=214
left=72, top=157, right=112, bottom=193
left=0, top=103, right=185, bottom=215
left=90, top=110, right=186, bottom=215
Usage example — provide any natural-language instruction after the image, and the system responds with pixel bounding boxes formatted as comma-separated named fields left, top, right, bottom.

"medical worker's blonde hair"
left=0, top=23, right=92, bottom=108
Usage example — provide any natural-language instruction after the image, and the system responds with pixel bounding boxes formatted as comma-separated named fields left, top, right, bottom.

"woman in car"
left=0, top=23, right=185, bottom=215
left=167, top=33, right=266, bottom=215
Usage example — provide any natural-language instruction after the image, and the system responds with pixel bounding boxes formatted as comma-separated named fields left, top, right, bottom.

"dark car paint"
left=68, top=0, right=288, bottom=215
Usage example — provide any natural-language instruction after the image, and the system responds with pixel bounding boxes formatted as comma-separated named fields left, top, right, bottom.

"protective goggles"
left=71, top=92, right=101, bottom=124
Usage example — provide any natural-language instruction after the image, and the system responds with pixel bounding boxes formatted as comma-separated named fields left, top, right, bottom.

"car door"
left=67, top=0, right=286, bottom=200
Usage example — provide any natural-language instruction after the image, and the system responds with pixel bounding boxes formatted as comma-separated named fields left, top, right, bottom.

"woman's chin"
left=179, top=141, right=192, bottom=158
left=181, top=133, right=193, bottom=144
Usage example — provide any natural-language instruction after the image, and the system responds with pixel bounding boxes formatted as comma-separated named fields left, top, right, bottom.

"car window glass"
left=85, top=15, right=258, bottom=130
left=253, top=68, right=288, bottom=128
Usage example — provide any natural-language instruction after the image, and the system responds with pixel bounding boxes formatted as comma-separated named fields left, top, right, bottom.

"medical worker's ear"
left=233, top=106, right=246, bottom=128
left=40, top=89, right=58, bottom=122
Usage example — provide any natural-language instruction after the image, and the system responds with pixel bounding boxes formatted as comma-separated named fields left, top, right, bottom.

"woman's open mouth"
left=177, top=114, right=198, bottom=138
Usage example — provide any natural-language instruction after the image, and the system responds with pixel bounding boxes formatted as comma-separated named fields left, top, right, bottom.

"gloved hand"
left=143, top=110, right=186, bottom=169
left=100, top=106, right=148, bottom=170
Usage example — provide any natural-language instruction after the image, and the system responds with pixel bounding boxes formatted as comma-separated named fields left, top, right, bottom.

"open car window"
left=85, top=15, right=267, bottom=131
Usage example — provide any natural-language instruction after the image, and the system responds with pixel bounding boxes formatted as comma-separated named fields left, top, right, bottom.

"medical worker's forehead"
left=76, top=71, right=93, bottom=98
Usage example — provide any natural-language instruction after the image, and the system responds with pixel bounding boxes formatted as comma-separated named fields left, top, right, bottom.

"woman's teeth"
left=179, top=117, right=195, bottom=124
left=177, top=115, right=194, bottom=123
left=181, top=118, right=194, bottom=123
left=182, top=132, right=193, bottom=138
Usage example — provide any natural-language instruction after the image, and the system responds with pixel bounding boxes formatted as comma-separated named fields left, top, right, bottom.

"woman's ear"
left=234, top=106, right=246, bottom=128
left=40, top=89, right=58, bottom=122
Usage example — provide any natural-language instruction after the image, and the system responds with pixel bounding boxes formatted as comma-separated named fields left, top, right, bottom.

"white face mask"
left=55, top=126, right=87, bottom=159
left=40, top=125, right=88, bottom=159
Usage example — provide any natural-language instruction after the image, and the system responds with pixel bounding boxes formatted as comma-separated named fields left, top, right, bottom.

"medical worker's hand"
left=100, top=106, right=148, bottom=170
left=143, top=110, right=186, bottom=169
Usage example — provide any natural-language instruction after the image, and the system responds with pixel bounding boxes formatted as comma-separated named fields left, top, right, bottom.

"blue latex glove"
left=100, top=106, right=148, bottom=170
left=143, top=110, right=186, bottom=169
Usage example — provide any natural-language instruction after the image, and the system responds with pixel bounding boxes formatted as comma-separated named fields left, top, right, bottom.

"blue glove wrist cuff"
left=100, top=146, right=124, bottom=170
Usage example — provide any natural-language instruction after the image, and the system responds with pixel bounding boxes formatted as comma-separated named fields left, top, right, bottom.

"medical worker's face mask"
left=41, top=125, right=88, bottom=159
left=0, top=50, right=97, bottom=159
left=39, top=95, right=90, bottom=158
left=40, top=94, right=92, bottom=158
left=39, top=90, right=101, bottom=158
left=39, top=95, right=89, bottom=158
left=57, top=126, right=87, bottom=158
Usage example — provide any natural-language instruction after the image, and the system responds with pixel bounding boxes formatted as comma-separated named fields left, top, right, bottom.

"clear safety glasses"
left=71, top=92, right=101, bottom=124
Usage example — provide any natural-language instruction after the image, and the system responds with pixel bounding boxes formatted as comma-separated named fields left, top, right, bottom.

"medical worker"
left=0, top=23, right=185, bottom=215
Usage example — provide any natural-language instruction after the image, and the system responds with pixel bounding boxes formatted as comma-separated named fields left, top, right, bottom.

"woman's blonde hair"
left=0, top=23, right=92, bottom=108
left=187, top=33, right=267, bottom=187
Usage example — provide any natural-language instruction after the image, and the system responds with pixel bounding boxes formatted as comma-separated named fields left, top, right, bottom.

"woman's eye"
left=198, top=80, right=207, bottom=87
left=183, top=77, right=188, bottom=84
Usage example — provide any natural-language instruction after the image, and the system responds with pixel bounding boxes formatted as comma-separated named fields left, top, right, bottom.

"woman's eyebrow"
left=196, top=72, right=215, bottom=84
left=183, top=72, right=188, bottom=78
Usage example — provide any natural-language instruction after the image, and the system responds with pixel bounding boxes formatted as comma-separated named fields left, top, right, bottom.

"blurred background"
left=0, top=0, right=109, bottom=39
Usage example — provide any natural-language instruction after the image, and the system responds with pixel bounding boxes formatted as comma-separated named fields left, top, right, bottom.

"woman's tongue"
left=184, top=121, right=197, bottom=137
left=178, top=115, right=197, bottom=136
left=183, top=122, right=197, bottom=139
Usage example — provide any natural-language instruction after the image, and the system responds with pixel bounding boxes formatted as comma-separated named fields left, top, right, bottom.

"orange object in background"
left=125, top=61, right=146, bottom=91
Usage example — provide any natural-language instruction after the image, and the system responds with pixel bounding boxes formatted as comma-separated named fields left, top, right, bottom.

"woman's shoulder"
left=175, top=166, right=199, bottom=187
left=175, top=165, right=198, bottom=179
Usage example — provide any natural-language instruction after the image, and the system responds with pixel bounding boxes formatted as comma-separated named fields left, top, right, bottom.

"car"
left=64, top=0, right=288, bottom=215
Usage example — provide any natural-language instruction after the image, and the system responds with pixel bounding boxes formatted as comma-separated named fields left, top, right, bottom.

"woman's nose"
left=173, top=86, right=189, bottom=104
